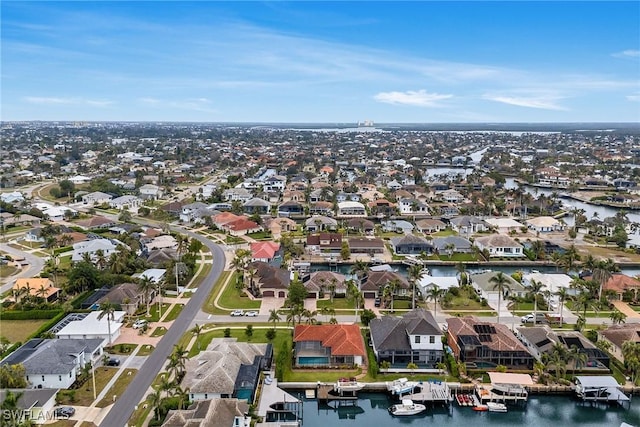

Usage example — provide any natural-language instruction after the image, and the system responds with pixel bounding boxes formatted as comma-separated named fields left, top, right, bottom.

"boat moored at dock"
left=386, top=378, right=420, bottom=395
left=388, top=399, right=426, bottom=416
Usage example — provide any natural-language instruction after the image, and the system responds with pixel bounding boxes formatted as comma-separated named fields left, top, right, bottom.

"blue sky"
left=2, top=1, right=639, bottom=123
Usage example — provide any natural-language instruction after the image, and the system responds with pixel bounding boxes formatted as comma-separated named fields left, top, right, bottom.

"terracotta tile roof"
left=225, top=218, right=260, bottom=232
left=294, top=324, right=366, bottom=357
left=251, top=241, right=280, bottom=260
left=603, top=274, right=640, bottom=294
left=213, top=212, right=242, bottom=226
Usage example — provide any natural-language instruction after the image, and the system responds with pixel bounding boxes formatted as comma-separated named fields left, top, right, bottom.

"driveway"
left=259, top=297, right=283, bottom=315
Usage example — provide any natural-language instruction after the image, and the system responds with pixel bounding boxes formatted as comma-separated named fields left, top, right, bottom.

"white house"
left=525, top=216, right=566, bottom=233
left=0, top=389, right=58, bottom=425
left=136, top=268, right=166, bottom=284
left=138, top=184, right=163, bottom=200
left=473, top=234, right=524, bottom=257
left=484, top=217, right=525, bottom=233
left=81, top=191, right=113, bottom=205
left=71, top=238, right=120, bottom=262
left=0, top=191, right=25, bottom=204
left=109, top=195, right=142, bottom=211
left=222, top=188, right=252, bottom=202
left=0, top=338, right=104, bottom=389
left=55, top=311, right=125, bottom=346
left=336, top=201, right=366, bottom=217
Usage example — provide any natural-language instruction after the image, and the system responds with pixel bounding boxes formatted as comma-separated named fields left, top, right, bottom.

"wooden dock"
left=403, top=381, right=453, bottom=405
left=317, top=384, right=358, bottom=402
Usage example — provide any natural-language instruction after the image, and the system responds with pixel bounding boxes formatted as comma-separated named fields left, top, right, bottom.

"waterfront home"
left=446, top=316, right=534, bottom=369
left=306, top=233, right=342, bottom=255
left=390, top=234, right=433, bottom=255
left=0, top=338, right=104, bottom=389
left=525, top=216, right=565, bottom=233
left=381, top=219, right=414, bottom=234
left=12, top=278, right=60, bottom=303
left=301, top=271, right=346, bottom=299
left=277, top=200, right=305, bottom=217
left=347, top=237, right=385, bottom=255
left=398, top=198, right=429, bottom=215
left=264, top=217, right=297, bottom=237
left=305, top=215, right=338, bottom=232
left=222, top=187, right=252, bottom=202
left=246, top=261, right=290, bottom=298
left=449, top=215, right=488, bottom=235
left=346, top=218, right=375, bottom=234
left=419, top=274, right=459, bottom=293
left=337, top=201, right=366, bottom=217
left=292, top=324, right=366, bottom=368
left=182, top=338, right=269, bottom=401
left=0, top=389, right=57, bottom=425
left=432, top=236, right=473, bottom=255
left=598, top=324, right=640, bottom=363
left=370, top=309, right=444, bottom=368
left=469, top=271, right=526, bottom=298
left=309, top=201, right=334, bottom=216
left=361, top=271, right=410, bottom=299
left=163, top=398, right=251, bottom=427
left=250, top=241, right=281, bottom=264
left=574, top=376, right=630, bottom=407
left=473, top=235, right=524, bottom=258
left=597, top=273, right=640, bottom=301
left=484, top=217, right=525, bottom=234
left=522, top=272, right=575, bottom=310
left=415, top=218, right=447, bottom=234
left=242, top=198, right=271, bottom=215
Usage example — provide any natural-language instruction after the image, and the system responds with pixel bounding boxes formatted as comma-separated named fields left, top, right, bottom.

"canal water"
left=299, top=392, right=640, bottom=427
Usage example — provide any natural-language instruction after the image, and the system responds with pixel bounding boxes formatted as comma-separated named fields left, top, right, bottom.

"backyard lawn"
left=0, top=319, right=51, bottom=344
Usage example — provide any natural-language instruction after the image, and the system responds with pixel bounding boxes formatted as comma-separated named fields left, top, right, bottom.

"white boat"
left=335, top=377, right=365, bottom=393
left=487, top=402, right=508, bottom=412
left=386, top=377, right=419, bottom=395
left=388, top=399, right=426, bottom=416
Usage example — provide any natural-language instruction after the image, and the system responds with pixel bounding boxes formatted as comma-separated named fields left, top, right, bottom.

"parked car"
left=54, top=407, right=75, bottom=418
left=245, top=311, right=258, bottom=317
left=521, top=313, right=548, bottom=324
left=230, top=309, right=245, bottom=317
left=374, top=297, right=381, bottom=307
left=132, top=319, right=148, bottom=329
left=106, top=357, right=120, bottom=366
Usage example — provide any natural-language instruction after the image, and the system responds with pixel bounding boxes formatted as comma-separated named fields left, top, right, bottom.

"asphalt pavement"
left=0, top=242, right=46, bottom=294
left=98, top=229, right=225, bottom=427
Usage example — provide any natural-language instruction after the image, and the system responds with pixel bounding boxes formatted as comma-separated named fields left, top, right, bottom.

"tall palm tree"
left=95, top=249, right=107, bottom=270
left=555, top=287, right=569, bottom=327
left=347, top=280, right=363, bottom=322
left=609, top=309, right=626, bottom=325
left=407, top=264, right=426, bottom=309
left=385, top=278, right=401, bottom=312
left=191, top=324, right=204, bottom=351
left=567, top=345, right=587, bottom=377
left=97, top=299, right=117, bottom=345
left=560, top=245, right=581, bottom=273
left=320, top=306, right=335, bottom=323
left=157, top=375, right=174, bottom=399
left=147, top=390, right=162, bottom=421
left=426, top=285, right=444, bottom=319
left=489, top=272, right=511, bottom=324
left=268, top=309, right=280, bottom=329
left=137, top=276, right=154, bottom=316
left=593, top=258, right=618, bottom=301
left=172, top=385, right=190, bottom=410
left=527, top=279, right=546, bottom=325
left=328, top=278, right=338, bottom=303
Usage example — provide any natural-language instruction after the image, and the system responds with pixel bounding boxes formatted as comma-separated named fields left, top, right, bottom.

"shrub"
left=0, top=309, right=62, bottom=320
left=223, top=328, right=231, bottom=338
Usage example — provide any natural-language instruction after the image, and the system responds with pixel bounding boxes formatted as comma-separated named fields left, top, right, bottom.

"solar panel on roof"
left=536, top=338, right=551, bottom=348
left=478, top=334, right=493, bottom=342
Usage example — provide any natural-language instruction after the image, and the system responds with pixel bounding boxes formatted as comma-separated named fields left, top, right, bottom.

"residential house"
left=309, top=201, right=334, bottom=216
left=293, top=324, right=366, bottom=367
left=0, top=191, right=25, bottom=204
left=75, top=215, right=116, bottom=230
left=246, top=261, right=290, bottom=298
left=146, top=248, right=178, bottom=266
left=162, top=399, right=250, bottom=427
left=94, top=282, right=146, bottom=315
left=469, top=271, right=526, bottom=299
left=446, top=316, right=533, bottom=369
left=347, top=237, right=385, bottom=255
left=440, top=189, right=465, bottom=204
left=138, top=184, right=163, bottom=200
left=473, top=235, right=524, bottom=258
left=263, top=175, right=286, bottom=193
left=415, top=219, right=447, bottom=234
left=345, top=218, right=375, bottom=234
left=180, top=202, right=211, bottom=223
left=301, top=271, right=346, bottom=299
left=432, top=236, right=473, bottom=255
left=250, top=241, right=281, bottom=264
left=23, top=228, right=45, bottom=244
left=398, top=198, right=429, bottom=215
left=370, top=309, right=444, bottom=367
left=0, top=389, right=57, bottom=425
left=484, top=217, right=525, bottom=234
left=525, top=216, right=566, bottom=233
left=71, top=238, right=120, bottom=263
left=243, top=198, right=271, bottom=215
left=390, top=234, right=433, bottom=255
left=141, top=234, right=178, bottom=253
left=305, top=215, right=338, bottom=232
left=223, top=188, right=252, bottom=202
left=277, top=201, right=305, bottom=217
left=222, top=217, right=262, bottom=236
left=361, top=271, right=410, bottom=299
left=439, top=204, right=460, bottom=218
left=337, top=201, right=366, bottom=217
left=419, top=275, right=460, bottom=293
left=598, top=324, right=640, bottom=363
left=12, top=278, right=60, bottom=303
left=381, top=219, right=414, bottom=234
left=264, top=217, right=297, bottom=237
left=81, top=191, right=113, bottom=205
left=55, top=311, right=125, bottom=346
left=449, top=216, right=489, bottom=235
left=0, top=338, right=104, bottom=389
left=336, top=192, right=361, bottom=202
left=306, top=233, right=343, bottom=255
left=109, top=195, right=142, bottom=211
left=182, top=338, right=269, bottom=401
left=598, top=273, right=640, bottom=301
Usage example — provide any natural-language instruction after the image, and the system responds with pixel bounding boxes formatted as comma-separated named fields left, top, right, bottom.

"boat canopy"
left=488, top=372, right=534, bottom=386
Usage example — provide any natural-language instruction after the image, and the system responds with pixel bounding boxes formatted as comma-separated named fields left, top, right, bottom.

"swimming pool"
left=298, top=356, right=329, bottom=366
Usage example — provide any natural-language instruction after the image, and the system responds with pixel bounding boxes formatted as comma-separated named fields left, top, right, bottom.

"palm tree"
left=36, top=284, right=48, bottom=302
left=302, top=309, right=317, bottom=324
left=147, top=390, right=162, bottom=420
left=385, top=278, right=401, bottom=312
left=610, top=309, right=627, bottom=325
left=157, top=375, right=174, bottom=399
left=97, top=299, right=117, bottom=345
left=560, top=245, right=581, bottom=273
left=171, top=344, right=188, bottom=377
left=593, top=258, right=619, bottom=301
left=444, top=242, right=456, bottom=259
left=268, top=309, right=280, bottom=330
left=347, top=280, right=363, bottom=322
left=328, top=278, right=338, bottom=303
left=320, top=306, right=335, bottom=323
left=137, top=276, right=154, bottom=316
left=191, top=324, right=204, bottom=351
left=455, top=262, right=467, bottom=285
left=426, top=285, right=444, bottom=319
left=555, top=287, right=569, bottom=327
left=567, top=345, right=587, bottom=377
left=407, top=264, right=426, bottom=309
left=172, top=385, right=190, bottom=410
left=527, top=279, right=546, bottom=325
left=350, top=260, right=369, bottom=283
left=95, top=249, right=107, bottom=270
left=489, top=272, right=511, bottom=324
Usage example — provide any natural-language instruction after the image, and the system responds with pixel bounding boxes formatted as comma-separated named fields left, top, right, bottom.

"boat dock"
left=317, top=383, right=358, bottom=403
left=403, top=381, right=453, bottom=406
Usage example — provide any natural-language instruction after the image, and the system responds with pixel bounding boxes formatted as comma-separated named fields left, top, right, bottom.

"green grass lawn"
left=317, top=298, right=355, bottom=310
left=144, top=303, right=172, bottom=322
left=431, top=229, right=458, bottom=237
left=0, top=319, right=50, bottom=344
left=138, top=344, right=154, bottom=356
left=188, top=327, right=290, bottom=359
left=204, top=271, right=260, bottom=313
left=225, top=236, right=246, bottom=245
left=438, top=253, right=477, bottom=261
left=57, top=367, right=118, bottom=407
left=246, top=231, right=273, bottom=240
left=151, top=326, right=167, bottom=337
left=189, top=261, right=212, bottom=288
left=162, top=304, right=183, bottom=321
left=96, top=368, right=137, bottom=408
left=446, top=310, right=496, bottom=316
left=105, top=343, right=137, bottom=355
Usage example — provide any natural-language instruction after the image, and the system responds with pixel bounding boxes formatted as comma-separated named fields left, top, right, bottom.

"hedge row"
left=53, top=246, right=73, bottom=255
left=70, top=290, right=94, bottom=309
left=0, top=309, right=63, bottom=320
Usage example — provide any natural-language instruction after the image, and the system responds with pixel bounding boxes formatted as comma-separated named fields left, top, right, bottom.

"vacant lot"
left=0, top=319, right=50, bottom=343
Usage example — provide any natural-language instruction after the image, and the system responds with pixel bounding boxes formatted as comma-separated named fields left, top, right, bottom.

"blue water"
left=298, top=356, right=329, bottom=366
left=300, top=393, right=640, bottom=427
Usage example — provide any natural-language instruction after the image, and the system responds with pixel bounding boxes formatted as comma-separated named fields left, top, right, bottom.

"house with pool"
left=293, top=324, right=366, bottom=367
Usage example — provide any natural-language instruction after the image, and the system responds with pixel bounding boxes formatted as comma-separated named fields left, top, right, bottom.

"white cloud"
left=627, top=93, right=640, bottom=102
left=482, top=93, right=568, bottom=111
left=24, top=96, right=114, bottom=106
left=137, top=97, right=216, bottom=113
left=373, top=90, right=453, bottom=107
left=612, top=49, right=640, bottom=58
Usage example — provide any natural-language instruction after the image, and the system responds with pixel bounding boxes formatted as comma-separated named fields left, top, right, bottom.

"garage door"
left=363, top=292, right=377, bottom=299
left=262, top=291, right=275, bottom=297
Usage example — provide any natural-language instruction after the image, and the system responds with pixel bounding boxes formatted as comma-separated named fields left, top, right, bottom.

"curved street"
left=99, top=229, right=225, bottom=427
left=0, top=242, right=46, bottom=294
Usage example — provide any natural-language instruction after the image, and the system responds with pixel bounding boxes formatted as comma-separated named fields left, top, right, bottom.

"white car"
left=132, top=320, right=148, bottom=329
left=230, top=310, right=245, bottom=317
left=521, top=313, right=547, bottom=324
left=245, top=311, right=258, bottom=317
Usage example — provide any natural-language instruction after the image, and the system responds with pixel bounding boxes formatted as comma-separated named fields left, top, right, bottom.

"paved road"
left=0, top=242, right=46, bottom=294
left=99, top=229, right=225, bottom=427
